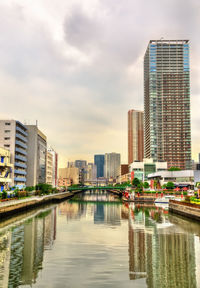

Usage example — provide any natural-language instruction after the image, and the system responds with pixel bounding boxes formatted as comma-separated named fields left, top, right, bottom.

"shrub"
left=2, top=190, right=7, bottom=199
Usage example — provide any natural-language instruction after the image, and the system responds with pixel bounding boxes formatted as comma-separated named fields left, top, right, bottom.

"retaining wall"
left=169, top=200, right=200, bottom=221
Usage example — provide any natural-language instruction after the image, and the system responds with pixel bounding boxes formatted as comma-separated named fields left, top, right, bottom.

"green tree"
left=143, top=182, right=149, bottom=189
left=166, top=181, right=174, bottom=189
left=132, top=177, right=140, bottom=188
left=168, top=167, right=181, bottom=171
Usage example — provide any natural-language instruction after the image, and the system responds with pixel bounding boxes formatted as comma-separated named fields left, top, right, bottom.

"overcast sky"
left=0, top=0, right=200, bottom=167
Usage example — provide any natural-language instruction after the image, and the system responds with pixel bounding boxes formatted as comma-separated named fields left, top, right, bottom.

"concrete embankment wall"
left=169, top=200, right=200, bottom=221
left=0, top=190, right=81, bottom=218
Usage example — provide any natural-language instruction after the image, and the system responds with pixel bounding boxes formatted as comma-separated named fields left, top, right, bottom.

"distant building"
left=129, top=158, right=167, bottom=181
left=0, top=120, right=28, bottom=189
left=104, top=153, right=121, bottom=179
left=144, top=40, right=191, bottom=169
left=67, top=161, right=74, bottom=168
left=75, top=160, right=87, bottom=169
left=128, top=110, right=144, bottom=164
left=58, top=167, right=79, bottom=186
left=116, top=164, right=129, bottom=184
left=25, top=125, right=47, bottom=186
left=46, top=151, right=53, bottom=185
left=0, top=147, right=13, bottom=191
left=47, top=147, right=58, bottom=187
left=94, top=155, right=105, bottom=178
left=86, top=163, right=97, bottom=181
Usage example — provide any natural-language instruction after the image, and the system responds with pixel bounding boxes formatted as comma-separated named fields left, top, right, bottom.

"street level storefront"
left=148, top=170, right=200, bottom=189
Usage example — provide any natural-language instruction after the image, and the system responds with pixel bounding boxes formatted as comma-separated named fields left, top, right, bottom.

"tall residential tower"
left=144, top=40, right=191, bottom=169
left=128, top=110, right=144, bottom=164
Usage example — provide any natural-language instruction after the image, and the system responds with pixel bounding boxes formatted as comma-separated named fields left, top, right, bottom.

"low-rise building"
left=0, top=147, right=13, bottom=191
left=148, top=170, right=200, bottom=188
left=129, top=158, right=167, bottom=181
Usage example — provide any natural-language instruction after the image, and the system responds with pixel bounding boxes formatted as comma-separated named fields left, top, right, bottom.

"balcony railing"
left=15, top=155, right=27, bottom=162
left=16, top=126, right=28, bottom=137
left=15, top=162, right=27, bottom=169
left=15, top=147, right=27, bottom=156
left=14, top=177, right=26, bottom=182
left=16, top=133, right=27, bottom=143
left=15, top=140, right=27, bottom=150
left=14, top=169, right=27, bottom=176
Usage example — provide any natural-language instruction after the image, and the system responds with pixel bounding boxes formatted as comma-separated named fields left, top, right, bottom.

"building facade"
left=47, top=147, right=58, bottom=187
left=129, top=158, right=167, bottom=181
left=46, top=151, right=53, bottom=185
left=104, top=153, right=121, bottom=179
left=128, top=110, right=144, bottom=164
left=94, top=155, right=105, bottom=178
left=0, top=147, right=13, bottom=191
left=25, top=125, right=47, bottom=186
left=0, top=120, right=28, bottom=188
left=74, top=160, right=87, bottom=169
left=144, top=40, right=191, bottom=170
left=58, top=167, right=79, bottom=186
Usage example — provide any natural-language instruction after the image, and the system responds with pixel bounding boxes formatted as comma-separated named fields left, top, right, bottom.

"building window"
left=5, top=130, right=10, bottom=133
left=5, top=123, right=11, bottom=125
left=4, top=137, right=10, bottom=140
left=4, top=144, right=10, bottom=148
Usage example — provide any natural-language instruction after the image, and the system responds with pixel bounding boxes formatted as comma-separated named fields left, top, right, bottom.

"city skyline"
left=0, top=0, right=199, bottom=167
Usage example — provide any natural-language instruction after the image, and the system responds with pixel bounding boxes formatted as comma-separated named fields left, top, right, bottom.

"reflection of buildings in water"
left=44, top=208, right=57, bottom=250
left=8, top=225, right=25, bottom=287
left=128, top=208, right=197, bottom=287
left=0, top=231, right=11, bottom=288
left=59, top=202, right=85, bottom=220
left=104, top=204, right=121, bottom=226
left=94, top=204, right=104, bottom=224
left=4, top=208, right=57, bottom=287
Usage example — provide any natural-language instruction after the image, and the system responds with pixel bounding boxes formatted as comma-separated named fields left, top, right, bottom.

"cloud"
left=0, top=0, right=199, bottom=166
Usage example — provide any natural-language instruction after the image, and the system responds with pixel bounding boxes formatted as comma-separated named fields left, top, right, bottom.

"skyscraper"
left=104, top=153, right=121, bottom=179
left=144, top=40, right=191, bottom=170
left=94, top=155, right=105, bottom=178
left=128, top=110, right=144, bottom=164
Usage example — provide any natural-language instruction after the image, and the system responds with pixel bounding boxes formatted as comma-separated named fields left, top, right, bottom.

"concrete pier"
left=169, top=200, right=200, bottom=221
left=0, top=191, right=81, bottom=218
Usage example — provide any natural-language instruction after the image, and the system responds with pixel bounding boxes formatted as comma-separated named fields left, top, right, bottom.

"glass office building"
left=144, top=40, right=191, bottom=170
left=94, top=155, right=105, bottom=178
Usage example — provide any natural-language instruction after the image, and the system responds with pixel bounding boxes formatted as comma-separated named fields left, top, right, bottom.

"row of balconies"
left=14, top=169, right=27, bottom=176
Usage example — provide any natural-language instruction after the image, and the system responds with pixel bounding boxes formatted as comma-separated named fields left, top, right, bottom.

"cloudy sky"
left=0, top=0, right=200, bottom=167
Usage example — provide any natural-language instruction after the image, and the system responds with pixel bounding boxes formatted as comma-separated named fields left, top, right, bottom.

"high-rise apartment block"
left=128, top=110, right=144, bottom=164
left=104, top=153, right=121, bottom=179
left=94, top=155, right=105, bottom=178
left=25, top=125, right=47, bottom=186
left=144, top=40, right=191, bottom=169
left=0, top=120, right=28, bottom=188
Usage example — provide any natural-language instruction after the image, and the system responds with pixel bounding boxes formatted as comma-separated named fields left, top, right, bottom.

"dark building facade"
left=94, top=155, right=105, bottom=178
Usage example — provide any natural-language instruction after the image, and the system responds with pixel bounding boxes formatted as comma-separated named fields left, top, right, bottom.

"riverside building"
left=144, top=40, right=191, bottom=170
left=128, top=110, right=144, bottom=164
left=25, top=125, right=47, bottom=186
left=0, top=120, right=28, bottom=189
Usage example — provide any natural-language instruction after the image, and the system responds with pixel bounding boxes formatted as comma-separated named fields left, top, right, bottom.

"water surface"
left=0, top=191, right=200, bottom=288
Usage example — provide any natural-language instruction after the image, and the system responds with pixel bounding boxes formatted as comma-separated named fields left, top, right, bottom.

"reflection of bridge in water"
left=71, top=190, right=122, bottom=204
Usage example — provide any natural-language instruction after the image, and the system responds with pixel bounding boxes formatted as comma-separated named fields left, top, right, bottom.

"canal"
left=0, top=190, right=200, bottom=288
